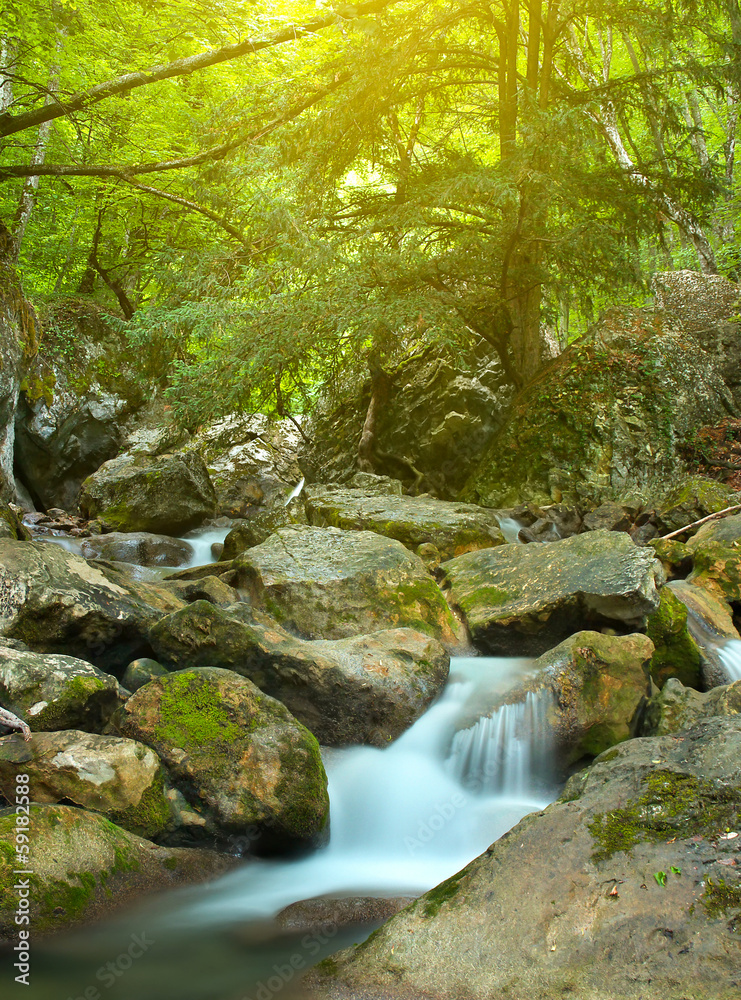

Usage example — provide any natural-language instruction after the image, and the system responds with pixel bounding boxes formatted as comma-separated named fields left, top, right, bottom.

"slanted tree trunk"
left=357, top=362, right=392, bottom=472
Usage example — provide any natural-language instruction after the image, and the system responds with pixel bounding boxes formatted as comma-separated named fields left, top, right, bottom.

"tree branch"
left=0, top=0, right=398, bottom=139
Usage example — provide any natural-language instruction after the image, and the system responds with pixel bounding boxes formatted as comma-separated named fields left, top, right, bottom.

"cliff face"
left=0, top=261, right=35, bottom=503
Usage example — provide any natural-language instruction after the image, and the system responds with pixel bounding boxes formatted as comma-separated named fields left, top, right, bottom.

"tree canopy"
left=1, top=1, right=739, bottom=424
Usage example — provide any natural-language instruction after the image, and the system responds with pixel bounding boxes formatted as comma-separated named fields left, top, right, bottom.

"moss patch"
left=646, top=588, right=702, bottom=688
left=154, top=671, right=242, bottom=751
left=421, top=869, right=467, bottom=918
left=701, top=877, right=741, bottom=919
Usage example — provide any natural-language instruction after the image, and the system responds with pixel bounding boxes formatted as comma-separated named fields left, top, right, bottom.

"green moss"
left=110, top=770, right=171, bottom=840
left=313, top=956, right=339, bottom=976
left=163, top=856, right=178, bottom=870
left=589, top=770, right=741, bottom=862
left=421, top=868, right=467, bottom=918
left=154, top=672, right=242, bottom=751
left=646, top=589, right=701, bottom=688
left=33, top=674, right=108, bottom=730
left=701, top=877, right=741, bottom=918
left=273, top=728, right=329, bottom=838
left=35, top=871, right=97, bottom=925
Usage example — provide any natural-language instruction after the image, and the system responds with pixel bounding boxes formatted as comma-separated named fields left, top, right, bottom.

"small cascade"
left=446, top=687, right=555, bottom=798
left=179, top=526, right=231, bottom=567
left=718, top=639, right=741, bottom=681
left=496, top=514, right=523, bottom=544
left=284, top=476, right=305, bottom=505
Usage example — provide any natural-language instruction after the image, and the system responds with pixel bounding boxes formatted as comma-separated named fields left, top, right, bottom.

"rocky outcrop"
left=304, top=486, right=505, bottom=560
left=441, top=530, right=663, bottom=656
left=78, top=451, right=217, bottom=534
left=80, top=531, right=194, bottom=567
left=112, top=667, right=329, bottom=849
left=149, top=601, right=450, bottom=746
left=0, top=645, right=124, bottom=732
left=234, top=525, right=464, bottom=648
left=461, top=309, right=735, bottom=508
left=652, top=269, right=741, bottom=406
left=642, top=677, right=741, bottom=735
left=654, top=475, right=741, bottom=535
left=0, top=264, right=33, bottom=503
left=13, top=300, right=150, bottom=511
left=0, top=804, right=234, bottom=940
left=0, top=730, right=174, bottom=839
left=0, top=540, right=184, bottom=672
left=301, top=346, right=514, bottom=499
left=0, top=500, right=30, bottom=540
left=221, top=498, right=308, bottom=559
left=308, top=717, right=741, bottom=1000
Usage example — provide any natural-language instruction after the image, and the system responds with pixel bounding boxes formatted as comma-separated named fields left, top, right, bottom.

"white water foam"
left=718, top=639, right=741, bottom=681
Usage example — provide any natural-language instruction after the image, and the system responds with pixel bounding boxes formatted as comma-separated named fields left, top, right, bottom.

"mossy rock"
left=655, top=476, right=741, bottom=535
left=0, top=502, right=30, bottom=541
left=112, top=667, right=329, bottom=850
left=645, top=587, right=702, bottom=688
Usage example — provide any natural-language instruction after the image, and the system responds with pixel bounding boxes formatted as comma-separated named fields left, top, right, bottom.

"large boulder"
left=78, top=451, right=217, bottom=534
left=642, top=677, right=741, bottom=735
left=0, top=263, right=33, bottom=503
left=441, top=530, right=663, bottom=656
left=461, top=309, right=734, bottom=508
left=234, top=525, right=464, bottom=648
left=112, top=667, right=329, bottom=849
left=80, top=531, right=194, bottom=567
left=0, top=540, right=184, bottom=672
left=0, top=804, right=234, bottom=940
left=149, top=601, right=450, bottom=746
left=0, top=645, right=124, bottom=732
left=304, top=486, right=505, bottom=560
left=654, top=476, right=741, bottom=535
left=221, top=498, right=308, bottom=559
left=309, top=717, right=741, bottom=1000
left=0, top=730, right=173, bottom=839
left=667, top=580, right=741, bottom=688
left=645, top=587, right=702, bottom=688
left=301, top=346, right=514, bottom=499
left=652, top=269, right=741, bottom=406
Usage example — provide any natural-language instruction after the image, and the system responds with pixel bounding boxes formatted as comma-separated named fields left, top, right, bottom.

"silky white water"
left=718, top=639, right=741, bottom=681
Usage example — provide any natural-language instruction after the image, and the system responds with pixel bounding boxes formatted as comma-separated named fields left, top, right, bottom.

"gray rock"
left=0, top=645, right=124, bottom=732
left=686, top=510, right=741, bottom=551
left=221, top=499, right=308, bottom=559
left=112, top=666, right=329, bottom=849
left=0, top=804, right=235, bottom=940
left=304, top=486, right=505, bottom=560
left=655, top=475, right=741, bottom=535
left=309, top=717, right=741, bottom=1000
left=462, top=309, right=735, bottom=508
left=149, top=601, right=450, bottom=746
left=441, top=529, right=663, bottom=656
left=0, top=540, right=184, bottom=672
left=642, top=677, right=741, bottom=735
left=122, top=657, right=168, bottom=692
left=80, top=531, right=194, bottom=567
left=79, top=451, right=216, bottom=534
left=348, top=472, right=403, bottom=495
left=0, top=730, right=174, bottom=839
left=234, top=525, right=464, bottom=649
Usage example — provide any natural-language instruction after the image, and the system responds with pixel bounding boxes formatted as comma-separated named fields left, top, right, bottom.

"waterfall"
left=718, top=639, right=741, bottom=681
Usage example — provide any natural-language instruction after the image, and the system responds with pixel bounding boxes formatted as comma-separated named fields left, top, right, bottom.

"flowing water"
left=8, top=656, right=560, bottom=1000
left=718, top=639, right=741, bottom=681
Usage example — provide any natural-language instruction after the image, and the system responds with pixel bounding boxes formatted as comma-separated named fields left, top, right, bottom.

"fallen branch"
left=0, top=707, right=32, bottom=741
left=659, top=503, right=741, bottom=541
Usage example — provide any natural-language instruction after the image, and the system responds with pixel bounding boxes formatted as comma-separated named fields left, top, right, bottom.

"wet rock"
left=234, top=525, right=464, bottom=649
left=668, top=579, right=740, bottom=688
left=0, top=804, right=234, bottom=940
left=0, top=540, right=183, bottom=672
left=80, top=531, right=194, bottom=567
left=277, top=896, right=415, bottom=933
left=303, top=486, right=504, bottom=560
left=688, top=540, right=741, bottom=604
left=0, top=730, right=174, bottom=839
left=461, top=309, right=734, bottom=508
left=112, top=667, right=329, bottom=849
left=642, top=677, right=741, bottom=735
left=582, top=500, right=632, bottom=533
left=686, top=510, right=741, bottom=550
left=149, top=601, right=449, bottom=747
left=308, top=717, right=741, bottom=1000
left=0, top=645, right=124, bottom=732
left=441, top=529, right=663, bottom=656
left=79, top=451, right=217, bottom=535
left=121, top=657, right=168, bottom=693
left=221, top=499, right=308, bottom=560
left=645, top=587, right=702, bottom=688
left=655, top=475, right=741, bottom=535
left=160, top=575, right=240, bottom=607
left=648, top=537, right=693, bottom=579
left=0, top=500, right=30, bottom=540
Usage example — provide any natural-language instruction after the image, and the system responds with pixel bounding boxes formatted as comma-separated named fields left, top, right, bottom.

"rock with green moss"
left=686, top=510, right=741, bottom=550
left=642, top=677, right=741, bottom=735
left=0, top=500, right=30, bottom=540
left=525, top=631, right=652, bottom=764
left=654, top=476, right=741, bottom=535
left=645, top=587, right=702, bottom=688
left=648, top=536, right=693, bottom=579
left=122, top=657, right=168, bottom=692
left=460, top=310, right=733, bottom=508
left=688, top=540, right=741, bottom=605
left=308, top=717, right=741, bottom=1000
left=221, top=499, right=308, bottom=560
left=233, top=525, right=464, bottom=649
left=441, top=529, right=663, bottom=656
left=0, top=730, right=175, bottom=839
left=667, top=580, right=740, bottom=688
left=303, top=485, right=505, bottom=560
left=0, top=539, right=183, bottom=672
left=0, top=804, right=234, bottom=940
left=112, top=667, right=329, bottom=850
left=0, top=645, right=124, bottom=732
left=79, top=451, right=217, bottom=534
left=149, top=600, right=449, bottom=746
left=159, top=574, right=239, bottom=607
